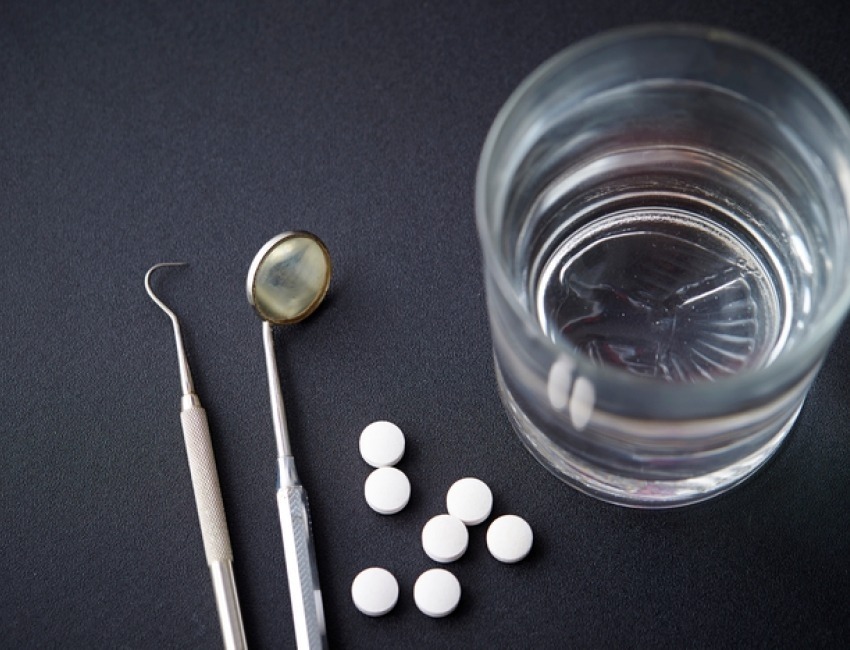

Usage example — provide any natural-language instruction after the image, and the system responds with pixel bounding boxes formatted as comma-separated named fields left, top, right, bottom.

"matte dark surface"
left=2, top=1, right=849, bottom=648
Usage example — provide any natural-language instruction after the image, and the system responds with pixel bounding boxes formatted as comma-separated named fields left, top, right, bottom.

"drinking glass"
left=475, top=24, right=850, bottom=507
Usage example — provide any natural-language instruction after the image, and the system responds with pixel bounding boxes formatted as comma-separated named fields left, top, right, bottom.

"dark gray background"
left=2, top=1, right=849, bottom=648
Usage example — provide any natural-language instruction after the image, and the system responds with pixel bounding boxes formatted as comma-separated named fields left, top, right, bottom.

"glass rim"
left=475, top=22, right=850, bottom=397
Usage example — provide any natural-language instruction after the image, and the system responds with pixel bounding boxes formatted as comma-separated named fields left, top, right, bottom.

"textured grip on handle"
left=180, top=405, right=233, bottom=564
left=277, top=485, right=327, bottom=650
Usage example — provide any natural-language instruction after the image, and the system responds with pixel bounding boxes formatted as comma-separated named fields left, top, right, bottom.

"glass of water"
left=476, top=24, right=850, bottom=507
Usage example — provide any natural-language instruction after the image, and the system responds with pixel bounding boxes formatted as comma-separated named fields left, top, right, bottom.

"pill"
left=359, top=420, right=405, bottom=467
left=421, top=514, right=468, bottom=563
left=413, top=568, right=461, bottom=618
left=351, top=567, right=399, bottom=616
left=446, top=477, right=493, bottom=526
left=364, top=466, right=410, bottom=515
left=486, top=514, right=533, bottom=563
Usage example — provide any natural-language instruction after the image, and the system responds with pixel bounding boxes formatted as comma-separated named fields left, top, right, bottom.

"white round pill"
left=413, top=568, right=461, bottom=618
left=486, top=514, right=533, bottom=563
left=446, top=477, right=493, bottom=526
left=359, top=420, right=405, bottom=468
left=364, top=467, right=410, bottom=515
left=351, top=567, right=399, bottom=617
left=421, top=514, right=468, bottom=563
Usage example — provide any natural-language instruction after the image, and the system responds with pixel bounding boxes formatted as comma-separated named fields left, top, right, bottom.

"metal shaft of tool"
left=262, top=321, right=327, bottom=650
left=146, top=264, right=247, bottom=650
left=180, top=399, right=248, bottom=650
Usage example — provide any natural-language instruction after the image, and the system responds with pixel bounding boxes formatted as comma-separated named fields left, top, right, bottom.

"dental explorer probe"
left=145, top=262, right=247, bottom=650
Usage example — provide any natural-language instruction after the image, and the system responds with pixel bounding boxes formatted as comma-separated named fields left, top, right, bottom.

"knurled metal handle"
left=277, top=481, right=327, bottom=650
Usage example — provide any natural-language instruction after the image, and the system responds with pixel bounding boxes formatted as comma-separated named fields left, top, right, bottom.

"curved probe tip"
left=145, top=262, right=189, bottom=310
left=144, top=262, right=195, bottom=398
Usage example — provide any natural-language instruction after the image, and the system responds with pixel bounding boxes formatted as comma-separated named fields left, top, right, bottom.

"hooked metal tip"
left=145, top=262, right=195, bottom=397
left=145, top=262, right=189, bottom=314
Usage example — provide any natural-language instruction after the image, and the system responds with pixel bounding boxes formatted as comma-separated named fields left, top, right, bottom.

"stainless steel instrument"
left=145, top=262, right=248, bottom=650
left=246, top=232, right=331, bottom=650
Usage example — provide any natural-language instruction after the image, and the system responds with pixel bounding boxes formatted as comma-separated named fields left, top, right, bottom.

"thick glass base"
left=495, top=362, right=798, bottom=508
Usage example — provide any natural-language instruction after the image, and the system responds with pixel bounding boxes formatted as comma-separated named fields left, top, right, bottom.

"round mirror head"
left=247, top=231, right=332, bottom=325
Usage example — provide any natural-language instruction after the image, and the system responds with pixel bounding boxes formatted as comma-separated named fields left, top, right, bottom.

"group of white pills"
left=353, top=421, right=534, bottom=619
left=361, top=421, right=410, bottom=515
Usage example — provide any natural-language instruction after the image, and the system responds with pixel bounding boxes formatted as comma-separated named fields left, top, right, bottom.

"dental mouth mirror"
left=145, top=263, right=248, bottom=650
left=246, top=232, right=331, bottom=650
